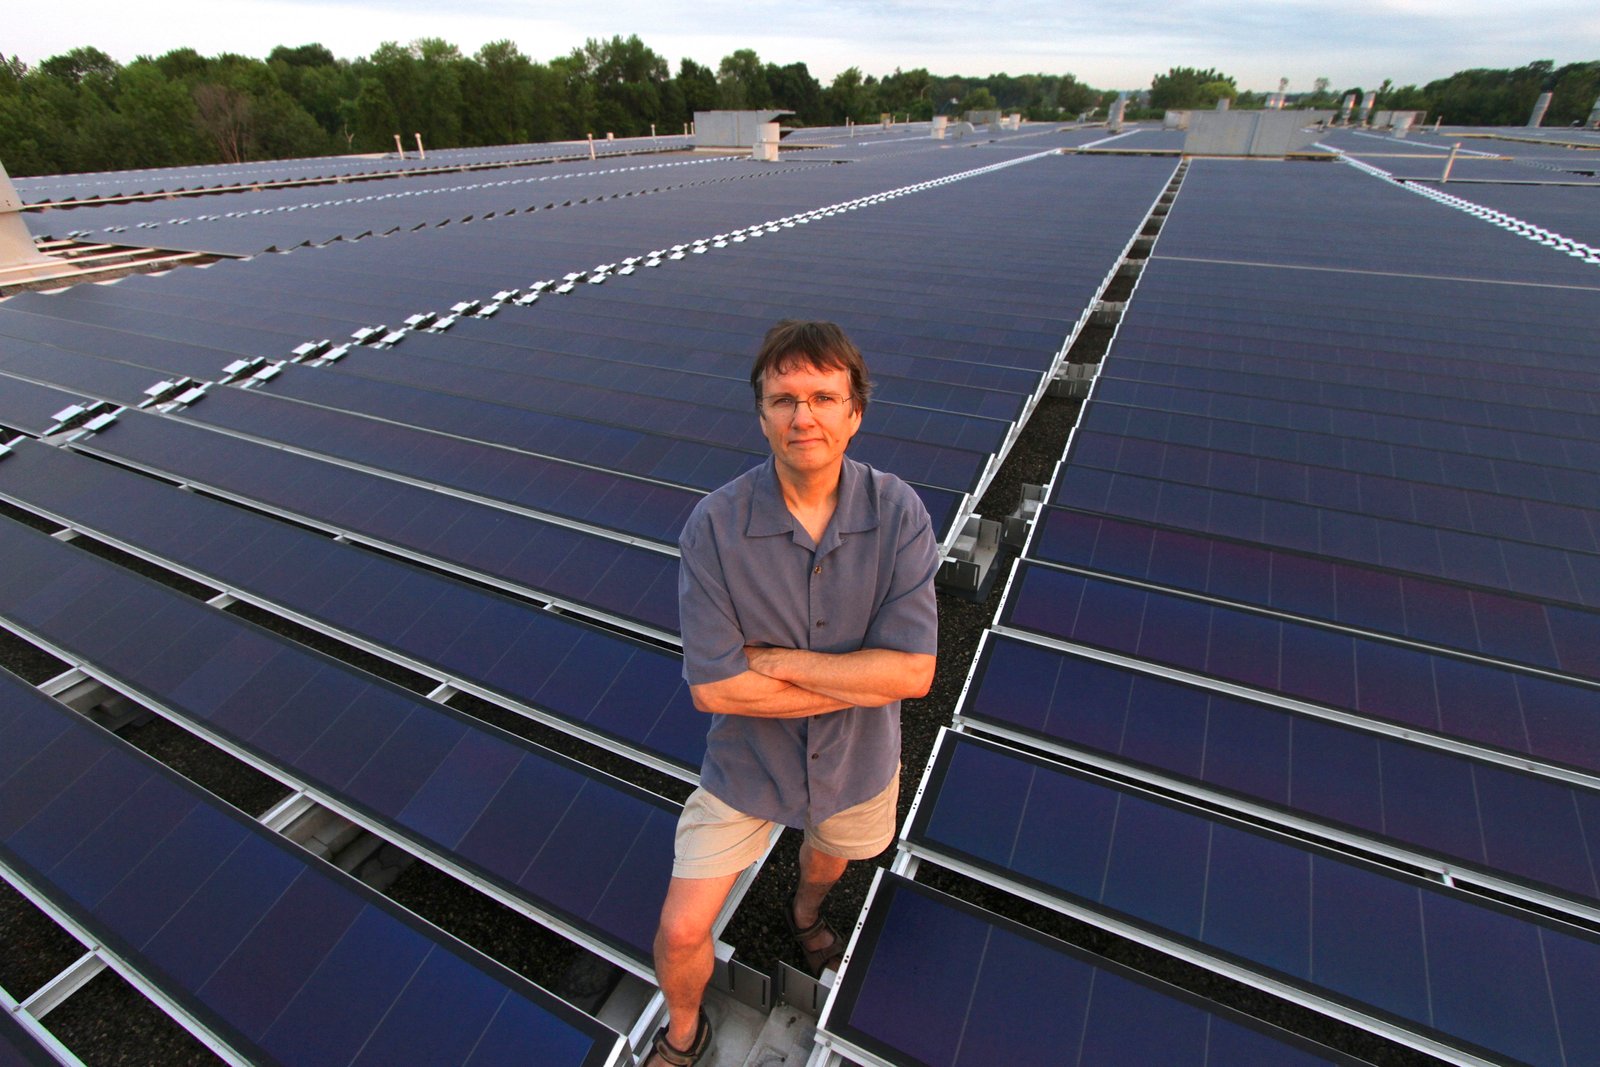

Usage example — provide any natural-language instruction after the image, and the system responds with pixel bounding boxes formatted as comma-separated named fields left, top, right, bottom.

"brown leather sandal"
left=646, top=1008, right=711, bottom=1066
left=784, top=899, right=845, bottom=976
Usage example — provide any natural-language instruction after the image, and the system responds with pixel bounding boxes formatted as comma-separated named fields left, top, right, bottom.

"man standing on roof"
left=646, top=320, right=939, bottom=1066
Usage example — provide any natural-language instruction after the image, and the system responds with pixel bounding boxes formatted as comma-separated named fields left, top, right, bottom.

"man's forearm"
left=689, top=669, right=852, bottom=718
left=744, top=646, right=935, bottom=708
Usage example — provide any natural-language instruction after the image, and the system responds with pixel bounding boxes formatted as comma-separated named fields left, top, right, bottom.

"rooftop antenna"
left=0, top=159, right=66, bottom=286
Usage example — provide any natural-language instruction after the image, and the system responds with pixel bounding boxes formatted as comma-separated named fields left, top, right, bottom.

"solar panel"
left=1077, top=392, right=1600, bottom=511
left=0, top=438, right=705, bottom=778
left=177, top=386, right=699, bottom=547
left=1051, top=461, right=1600, bottom=607
left=908, top=730, right=1600, bottom=1067
left=962, top=632, right=1600, bottom=911
left=0, top=514, right=679, bottom=971
left=71, top=409, right=681, bottom=637
left=259, top=361, right=757, bottom=493
left=0, top=375, right=93, bottom=437
left=0, top=339, right=180, bottom=408
left=0, top=1003, right=58, bottom=1067
left=1155, top=157, right=1598, bottom=287
left=0, top=667, right=626, bottom=1066
left=1030, top=508, right=1600, bottom=681
left=1000, top=560, right=1600, bottom=776
left=0, top=309, right=252, bottom=385
left=16, top=137, right=696, bottom=207
left=821, top=873, right=1363, bottom=1067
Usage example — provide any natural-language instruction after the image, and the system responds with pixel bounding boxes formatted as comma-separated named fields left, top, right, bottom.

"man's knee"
left=655, top=873, right=738, bottom=957
left=655, top=905, right=715, bottom=956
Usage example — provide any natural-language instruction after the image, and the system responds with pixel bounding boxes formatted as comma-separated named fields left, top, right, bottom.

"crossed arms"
left=689, top=646, right=936, bottom=719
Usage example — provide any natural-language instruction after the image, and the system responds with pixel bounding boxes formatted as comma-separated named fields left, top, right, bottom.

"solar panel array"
left=14, top=135, right=694, bottom=205
left=11, top=121, right=1597, bottom=1064
left=25, top=156, right=814, bottom=253
left=845, top=152, right=1600, bottom=1066
left=2, top=130, right=1182, bottom=1063
left=1, top=665, right=628, bottom=1067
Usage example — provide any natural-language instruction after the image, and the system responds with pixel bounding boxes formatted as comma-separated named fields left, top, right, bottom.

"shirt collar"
left=747, top=456, right=880, bottom=550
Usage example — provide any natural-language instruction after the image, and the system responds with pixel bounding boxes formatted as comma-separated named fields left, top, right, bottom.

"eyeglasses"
left=759, top=393, right=853, bottom=418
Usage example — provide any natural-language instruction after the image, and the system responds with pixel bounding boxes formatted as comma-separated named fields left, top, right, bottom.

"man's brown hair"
left=750, top=320, right=872, bottom=415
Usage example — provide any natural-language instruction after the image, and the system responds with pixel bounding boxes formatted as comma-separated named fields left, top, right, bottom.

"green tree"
left=1548, top=61, right=1600, bottom=124
left=958, top=86, right=997, bottom=114
left=765, top=62, right=823, bottom=123
left=576, top=35, right=669, bottom=136
left=1149, top=66, right=1235, bottom=110
left=464, top=39, right=534, bottom=145
left=673, top=58, right=718, bottom=123
left=825, top=67, right=873, bottom=123
left=717, top=49, right=771, bottom=109
left=874, top=67, right=933, bottom=119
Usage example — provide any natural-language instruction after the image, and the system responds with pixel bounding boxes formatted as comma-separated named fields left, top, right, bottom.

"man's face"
left=758, top=360, right=862, bottom=483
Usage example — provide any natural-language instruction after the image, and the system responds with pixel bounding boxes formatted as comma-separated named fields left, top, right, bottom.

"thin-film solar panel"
left=910, top=731, right=1600, bottom=1067
left=1000, top=561, right=1600, bottom=776
left=963, top=633, right=1600, bottom=907
left=825, top=874, right=1362, bottom=1067
left=0, top=439, right=706, bottom=775
left=0, top=667, right=623, bottom=1067
left=0, top=516, right=677, bottom=968
left=72, top=410, right=680, bottom=635
left=1031, top=508, right=1600, bottom=681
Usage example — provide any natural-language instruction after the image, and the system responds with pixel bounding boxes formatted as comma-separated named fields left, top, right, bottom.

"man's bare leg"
left=652, top=871, right=740, bottom=1058
left=791, top=841, right=849, bottom=956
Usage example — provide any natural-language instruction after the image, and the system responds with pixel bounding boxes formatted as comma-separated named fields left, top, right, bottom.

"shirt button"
left=814, top=565, right=822, bottom=574
left=815, top=620, right=825, bottom=628
left=811, top=753, right=819, bottom=760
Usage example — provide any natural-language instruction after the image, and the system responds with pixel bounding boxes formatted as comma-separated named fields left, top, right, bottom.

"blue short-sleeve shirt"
left=679, top=455, right=939, bottom=825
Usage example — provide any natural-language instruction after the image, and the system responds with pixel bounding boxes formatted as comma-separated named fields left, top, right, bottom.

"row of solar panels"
left=1, top=137, right=1172, bottom=1063
left=14, top=135, right=694, bottom=205
left=809, top=156, right=1600, bottom=1067
left=23, top=156, right=775, bottom=251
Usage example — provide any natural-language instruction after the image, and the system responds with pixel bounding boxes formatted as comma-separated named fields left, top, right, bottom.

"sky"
left=8, top=0, right=1600, bottom=92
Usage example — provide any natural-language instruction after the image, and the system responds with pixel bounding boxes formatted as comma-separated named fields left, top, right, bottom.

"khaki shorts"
left=672, top=770, right=901, bottom=880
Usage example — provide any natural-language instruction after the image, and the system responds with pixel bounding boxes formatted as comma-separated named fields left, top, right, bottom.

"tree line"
left=3, top=39, right=1594, bottom=179
left=1143, top=61, right=1600, bottom=126
left=0, top=37, right=1103, bottom=177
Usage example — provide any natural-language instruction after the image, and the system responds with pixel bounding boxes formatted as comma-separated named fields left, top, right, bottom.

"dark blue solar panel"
left=261, top=362, right=757, bottom=493
left=827, top=874, right=1359, bottom=1067
left=1080, top=398, right=1600, bottom=510
left=0, top=375, right=92, bottom=437
left=1032, top=508, right=1600, bottom=681
left=1153, top=159, right=1597, bottom=287
left=1065, top=427, right=1600, bottom=556
left=1001, top=561, right=1600, bottom=775
left=0, top=1008, right=58, bottom=1067
left=0, top=516, right=677, bottom=967
left=964, top=633, right=1600, bottom=906
left=0, top=338, right=206, bottom=408
left=179, top=386, right=696, bottom=546
left=395, top=325, right=1015, bottom=452
left=0, top=667, right=621, bottom=1066
left=1051, top=463, right=1600, bottom=608
left=912, top=731, right=1600, bottom=1067
left=0, top=307, right=259, bottom=382
left=71, top=409, right=679, bottom=635
left=1087, top=374, right=1600, bottom=475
